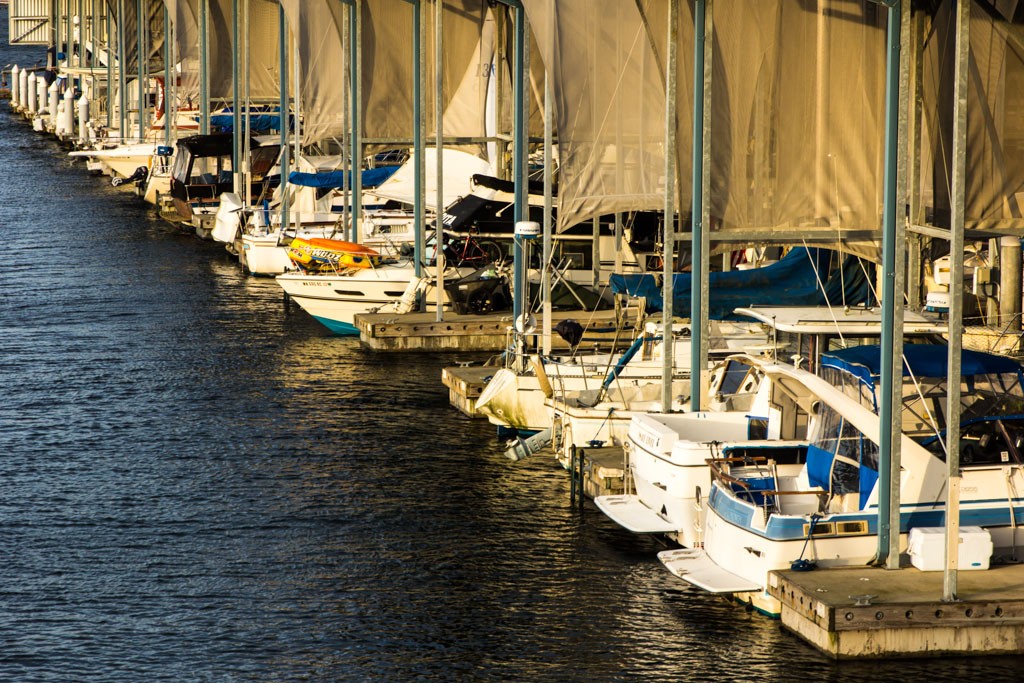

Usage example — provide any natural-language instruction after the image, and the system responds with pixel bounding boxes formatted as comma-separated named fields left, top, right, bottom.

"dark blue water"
left=3, top=14, right=1023, bottom=682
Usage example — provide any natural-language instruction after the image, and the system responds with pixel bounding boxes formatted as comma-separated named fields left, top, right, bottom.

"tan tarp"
left=919, top=2, right=1024, bottom=233
left=523, top=0, right=688, bottom=233
left=279, top=0, right=346, bottom=145
left=163, top=0, right=278, bottom=106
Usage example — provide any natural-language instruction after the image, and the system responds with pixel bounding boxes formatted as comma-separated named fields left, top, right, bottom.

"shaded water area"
left=2, top=19, right=1023, bottom=683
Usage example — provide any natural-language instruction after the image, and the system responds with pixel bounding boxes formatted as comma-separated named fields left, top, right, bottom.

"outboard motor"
left=111, top=165, right=149, bottom=187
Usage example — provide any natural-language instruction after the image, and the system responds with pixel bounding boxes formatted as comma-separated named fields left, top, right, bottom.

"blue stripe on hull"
left=311, top=316, right=359, bottom=336
left=709, top=484, right=1024, bottom=541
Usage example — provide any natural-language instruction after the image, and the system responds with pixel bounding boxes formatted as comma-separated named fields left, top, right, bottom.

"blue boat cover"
left=609, top=248, right=871, bottom=319
left=209, top=113, right=287, bottom=133
left=287, top=165, right=400, bottom=190
left=822, top=343, right=1022, bottom=388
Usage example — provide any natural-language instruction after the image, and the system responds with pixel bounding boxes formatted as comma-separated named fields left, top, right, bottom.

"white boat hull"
left=276, top=265, right=463, bottom=335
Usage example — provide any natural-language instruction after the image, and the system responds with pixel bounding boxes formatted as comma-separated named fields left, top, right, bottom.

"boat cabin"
left=169, top=133, right=281, bottom=221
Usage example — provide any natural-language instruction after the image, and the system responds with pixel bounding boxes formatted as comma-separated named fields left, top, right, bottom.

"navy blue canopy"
left=287, top=165, right=399, bottom=190
left=822, top=343, right=1023, bottom=387
left=610, top=247, right=872, bottom=319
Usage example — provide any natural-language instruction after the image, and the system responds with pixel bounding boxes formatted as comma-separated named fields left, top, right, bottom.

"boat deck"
left=770, top=561, right=1024, bottom=658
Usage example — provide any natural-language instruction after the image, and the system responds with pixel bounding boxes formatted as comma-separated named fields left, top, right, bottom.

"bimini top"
left=821, top=343, right=1023, bottom=386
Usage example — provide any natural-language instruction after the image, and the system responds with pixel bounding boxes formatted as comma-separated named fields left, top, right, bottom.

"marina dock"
left=355, top=309, right=636, bottom=353
left=441, top=364, right=494, bottom=418
left=770, top=563, right=1024, bottom=658
left=569, top=446, right=626, bottom=500
left=12, top=0, right=1024, bottom=671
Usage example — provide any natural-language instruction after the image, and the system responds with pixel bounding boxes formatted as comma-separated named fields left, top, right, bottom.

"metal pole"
left=943, top=0, right=970, bottom=604
left=105, top=1, right=112, bottom=129
left=434, top=0, right=445, bottom=321
left=350, top=0, right=363, bottom=242
left=117, top=0, right=126, bottom=140
left=292, top=15, right=301, bottom=231
left=511, top=5, right=527, bottom=345
left=1000, top=235, right=1023, bottom=332
left=874, top=0, right=902, bottom=568
left=662, top=0, right=679, bottom=414
left=164, top=5, right=171, bottom=147
left=136, top=0, right=145, bottom=142
left=693, top=0, right=712, bottom=412
left=570, top=445, right=577, bottom=504
left=907, top=9, right=924, bottom=309
left=278, top=4, right=289, bottom=233
left=414, top=0, right=425, bottom=281
left=885, top=0, right=911, bottom=569
left=232, top=0, right=240, bottom=193
left=199, top=0, right=209, bottom=135
left=243, top=0, right=251, bottom=203
left=542, top=44, right=553, bottom=356
left=340, top=2, right=348, bottom=236
left=54, top=0, right=62, bottom=74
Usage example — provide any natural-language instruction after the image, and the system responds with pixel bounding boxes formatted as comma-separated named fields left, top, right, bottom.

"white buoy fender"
left=26, top=72, right=37, bottom=114
left=48, top=81, right=59, bottom=121
left=35, top=75, right=46, bottom=115
left=10, top=65, right=20, bottom=107
left=77, top=93, right=90, bottom=143
left=62, top=87, right=75, bottom=136
left=18, top=66, right=29, bottom=111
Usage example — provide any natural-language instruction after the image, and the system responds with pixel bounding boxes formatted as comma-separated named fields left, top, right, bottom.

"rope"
left=801, top=240, right=847, bottom=349
left=791, top=513, right=821, bottom=571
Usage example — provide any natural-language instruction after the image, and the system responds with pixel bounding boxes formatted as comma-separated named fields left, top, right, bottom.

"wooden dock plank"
left=355, top=309, right=636, bottom=352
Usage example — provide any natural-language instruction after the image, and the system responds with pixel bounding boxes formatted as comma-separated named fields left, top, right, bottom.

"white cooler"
left=908, top=526, right=993, bottom=571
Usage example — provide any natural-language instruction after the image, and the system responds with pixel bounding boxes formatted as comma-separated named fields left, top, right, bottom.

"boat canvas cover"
left=609, top=248, right=872, bottom=319
left=821, top=343, right=1024, bottom=387
left=209, top=113, right=287, bottom=134
left=287, top=165, right=400, bottom=190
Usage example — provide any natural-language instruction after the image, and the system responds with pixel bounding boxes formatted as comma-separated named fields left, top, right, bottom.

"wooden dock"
left=354, top=309, right=636, bottom=352
left=560, top=445, right=625, bottom=501
left=441, top=364, right=495, bottom=418
left=769, top=562, right=1024, bottom=658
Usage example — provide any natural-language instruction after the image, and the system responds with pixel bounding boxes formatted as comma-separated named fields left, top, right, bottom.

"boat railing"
left=707, top=455, right=825, bottom=514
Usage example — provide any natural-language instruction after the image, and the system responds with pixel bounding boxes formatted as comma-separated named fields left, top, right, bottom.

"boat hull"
left=276, top=265, right=463, bottom=335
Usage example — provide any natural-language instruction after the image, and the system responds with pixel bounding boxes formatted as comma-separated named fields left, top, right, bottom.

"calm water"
left=2, top=17, right=1022, bottom=683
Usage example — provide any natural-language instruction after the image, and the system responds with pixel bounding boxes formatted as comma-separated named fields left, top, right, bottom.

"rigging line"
left=801, top=239, right=846, bottom=349
left=906, top=359, right=946, bottom=456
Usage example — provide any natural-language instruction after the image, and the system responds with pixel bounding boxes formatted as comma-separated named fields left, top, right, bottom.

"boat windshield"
left=821, top=352, right=1024, bottom=442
